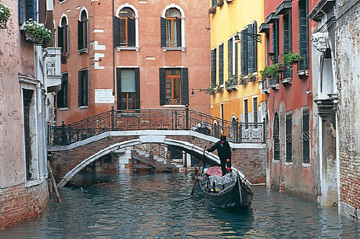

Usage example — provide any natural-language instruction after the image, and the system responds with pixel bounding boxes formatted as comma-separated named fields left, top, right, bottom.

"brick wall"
left=0, top=181, right=49, bottom=229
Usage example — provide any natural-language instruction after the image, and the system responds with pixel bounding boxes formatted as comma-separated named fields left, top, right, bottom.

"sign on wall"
left=95, top=89, right=114, bottom=103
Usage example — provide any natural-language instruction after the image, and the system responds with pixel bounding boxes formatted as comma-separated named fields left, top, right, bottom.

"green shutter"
left=113, top=16, right=120, bottom=47
left=58, top=26, right=64, bottom=52
left=78, top=20, right=83, bottom=50
left=116, top=68, right=122, bottom=110
left=159, top=68, right=166, bottom=105
left=135, top=68, right=140, bottom=109
left=78, top=71, right=83, bottom=107
left=241, top=30, right=247, bottom=75
left=176, top=18, right=182, bottom=47
left=211, top=49, right=216, bottom=86
left=228, top=38, right=233, bottom=77
left=128, top=18, right=136, bottom=47
left=161, top=18, right=166, bottom=47
left=252, top=21, right=258, bottom=72
left=247, top=25, right=254, bottom=74
left=181, top=68, right=188, bottom=106
left=19, top=0, right=25, bottom=24
left=219, top=44, right=224, bottom=85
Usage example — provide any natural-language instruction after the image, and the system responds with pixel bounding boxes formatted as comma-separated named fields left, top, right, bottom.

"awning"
left=275, top=0, right=292, bottom=15
left=265, top=12, right=279, bottom=24
left=259, top=23, right=270, bottom=33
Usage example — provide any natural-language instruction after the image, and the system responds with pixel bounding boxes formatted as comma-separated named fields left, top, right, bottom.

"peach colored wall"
left=54, top=0, right=211, bottom=125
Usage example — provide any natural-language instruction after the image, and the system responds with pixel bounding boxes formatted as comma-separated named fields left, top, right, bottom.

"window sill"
left=59, top=107, right=68, bottom=111
left=302, top=162, right=311, bottom=168
left=272, top=160, right=280, bottom=164
left=162, top=47, right=185, bottom=52
left=163, top=105, right=186, bottom=108
left=25, top=178, right=44, bottom=188
left=284, top=161, right=293, bottom=166
left=79, top=106, right=89, bottom=109
left=78, top=48, right=88, bottom=54
left=116, top=46, right=140, bottom=52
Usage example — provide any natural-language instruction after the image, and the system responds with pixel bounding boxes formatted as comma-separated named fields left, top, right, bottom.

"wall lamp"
left=191, top=88, right=210, bottom=97
left=234, top=31, right=262, bottom=43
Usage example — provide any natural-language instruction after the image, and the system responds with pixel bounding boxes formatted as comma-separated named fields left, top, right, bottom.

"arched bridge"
left=48, top=108, right=267, bottom=187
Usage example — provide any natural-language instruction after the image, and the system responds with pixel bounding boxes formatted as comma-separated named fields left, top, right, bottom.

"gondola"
left=196, top=166, right=253, bottom=208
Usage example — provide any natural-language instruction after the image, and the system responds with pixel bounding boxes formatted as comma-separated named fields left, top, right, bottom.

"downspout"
left=112, top=0, right=115, bottom=98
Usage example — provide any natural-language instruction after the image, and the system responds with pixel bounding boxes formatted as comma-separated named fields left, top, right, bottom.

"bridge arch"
left=57, top=136, right=247, bottom=187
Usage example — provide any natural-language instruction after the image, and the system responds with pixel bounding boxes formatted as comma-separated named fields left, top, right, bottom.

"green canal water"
left=0, top=172, right=359, bottom=238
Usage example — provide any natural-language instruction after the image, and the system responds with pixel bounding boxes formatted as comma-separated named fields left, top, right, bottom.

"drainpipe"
left=112, top=0, right=115, bottom=98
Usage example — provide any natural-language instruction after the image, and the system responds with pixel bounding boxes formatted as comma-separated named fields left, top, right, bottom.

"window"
left=23, top=89, right=34, bottom=180
left=211, top=48, right=217, bottom=86
left=114, top=7, right=136, bottom=48
left=161, top=8, right=182, bottom=47
left=244, top=99, right=248, bottom=127
left=78, top=10, right=88, bottom=51
left=57, top=73, right=68, bottom=108
left=253, top=97, right=258, bottom=124
left=228, top=38, right=233, bottom=77
left=272, top=21, right=279, bottom=63
left=283, top=11, right=292, bottom=78
left=160, top=68, right=188, bottom=106
left=303, top=110, right=310, bottom=163
left=220, top=103, right=224, bottom=132
left=116, top=68, right=140, bottom=110
left=286, top=113, right=292, bottom=162
left=58, top=16, right=69, bottom=55
left=298, top=0, right=309, bottom=70
left=273, top=113, right=280, bottom=160
left=78, top=69, right=89, bottom=107
left=19, top=0, right=37, bottom=25
left=219, top=43, right=224, bottom=85
left=241, top=22, right=258, bottom=75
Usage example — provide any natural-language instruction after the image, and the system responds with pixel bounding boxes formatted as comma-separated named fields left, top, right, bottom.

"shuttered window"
left=244, top=99, right=248, bottom=127
left=58, top=17, right=68, bottom=54
left=161, top=8, right=182, bottom=48
left=78, top=10, right=88, bottom=51
left=78, top=69, right=89, bottom=107
left=219, top=43, right=224, bottom=85
left=286, top=113, right=293, bottom=162
left=303, top=110, right=310, bottom=163
left=159, top=68, right=188, bottom=106
left=272, top=21, right=279, bottom=63
left=241, top=22, right=258, bottom=76
left=114, top=8, right=136, bottom=48
left=211, top=49, right=217, bottom=86
left=283, top=12, right=292, bottom=78
left=253, top=97, right=258, bottom=124
left=19, top=0, right=37, bottom=25
left=228, top=38, right=233, bottom=77
left=274, top=113, right=280, bottom=160
left=298, top=0, right=309, bottom=70
left=57, top=73, right=68, bottom=108
left=116, top=68, right=140, bottom=110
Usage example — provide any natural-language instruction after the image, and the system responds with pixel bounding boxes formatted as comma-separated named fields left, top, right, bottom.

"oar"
left=191, top=147, right=206, bottom=195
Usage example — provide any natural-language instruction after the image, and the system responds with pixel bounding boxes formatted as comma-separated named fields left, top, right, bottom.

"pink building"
left=54, top=0, right=211, bottom=125
left=261, top=0, right=315, bottom=200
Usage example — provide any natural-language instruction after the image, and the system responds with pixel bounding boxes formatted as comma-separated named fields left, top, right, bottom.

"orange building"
left=54, top=0, right=211, bottom=124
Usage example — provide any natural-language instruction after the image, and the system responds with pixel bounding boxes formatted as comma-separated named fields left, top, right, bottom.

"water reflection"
left=0, top=172, right=359, bottom=238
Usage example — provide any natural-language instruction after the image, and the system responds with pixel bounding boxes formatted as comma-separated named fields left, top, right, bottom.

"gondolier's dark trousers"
left=220, top=158, right=231, bottom=176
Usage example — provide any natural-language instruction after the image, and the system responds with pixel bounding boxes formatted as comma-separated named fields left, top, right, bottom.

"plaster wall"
left=54, top=0, right=211, bottom=125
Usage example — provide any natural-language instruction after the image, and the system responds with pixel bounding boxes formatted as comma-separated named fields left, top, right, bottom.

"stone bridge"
left=48, top=108, right=267, bottom=187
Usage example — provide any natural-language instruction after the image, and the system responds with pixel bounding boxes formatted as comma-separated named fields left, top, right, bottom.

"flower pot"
left=24, top=32, right=43, bottom=45
left=217, top=0, right=224, bottom=6
left=209, top=6, right=216, bottom=14
left=0, top=19, right=7, bottom=29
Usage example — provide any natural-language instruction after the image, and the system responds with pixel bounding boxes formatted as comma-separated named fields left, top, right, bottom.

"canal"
left=0, top=172, right=359, bottom=238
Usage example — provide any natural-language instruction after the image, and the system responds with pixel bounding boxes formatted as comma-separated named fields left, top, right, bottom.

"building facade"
left=261, top=0, right=315, bottom=200
left=309, top=0, right=360, bottom=219
left=0, top=0, right=61, bottom=229
left=208, top=0, right=267, bottom=136
left=53, top=0, right=211, bottom=125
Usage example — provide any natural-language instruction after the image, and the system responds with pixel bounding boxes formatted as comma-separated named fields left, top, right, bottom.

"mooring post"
left=185, top=104, right=189, bottom=130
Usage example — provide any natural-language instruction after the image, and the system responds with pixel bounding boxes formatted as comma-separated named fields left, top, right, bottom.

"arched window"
left=161, top=8, right=182, bottom=47
left=273, top=113, right=280, bottom=160
left=58, top=16, right=68, bottom=56
left=78, top=10, right=88, bottom=51
left=114, top=7, right=136, bottom=48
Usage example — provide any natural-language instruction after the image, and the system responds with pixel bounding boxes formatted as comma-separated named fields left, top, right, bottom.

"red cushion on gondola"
left=205, top=166, right=223, bottom=177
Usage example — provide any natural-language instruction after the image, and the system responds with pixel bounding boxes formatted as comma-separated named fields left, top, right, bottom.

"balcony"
left=46, top=47, right=62, bottom=92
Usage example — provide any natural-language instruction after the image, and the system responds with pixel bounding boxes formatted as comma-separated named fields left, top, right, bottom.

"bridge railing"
left=48, top=107, right=265, bottom=146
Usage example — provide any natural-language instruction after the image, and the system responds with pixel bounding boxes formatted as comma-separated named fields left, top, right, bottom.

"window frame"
left=161, top=5, right=185, bottom=51
left=273, top=112, right=280, bottom=161
left=219, top=43, right=224, bottom=86
left=116, top=68, right=140, bottom=110
left=285, top=112, right=293, bottom=163
left=159, top=68, right=188, bottom=106
left=211, top=47, right=217, bottom=87
left=57, top=73, right=69, bottom=109
left=78, top=9, right=88, bottom=53
left=240, top=22, right=258, bottom=76
left=58, top=15, right=69, bottom=56
left=302, top=108, right=310, bottom=164
left=114, top=5, right=139, bottom=51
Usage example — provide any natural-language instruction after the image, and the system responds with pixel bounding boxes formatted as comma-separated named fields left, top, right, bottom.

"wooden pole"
left=190, top=147, right=206, bottom=195
left=47, top=161, right=61, bottom=203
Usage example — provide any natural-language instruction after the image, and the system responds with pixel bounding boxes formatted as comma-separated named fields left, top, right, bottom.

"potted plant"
left=239, top=75, right=246, bottom=85
left=283, top=51, right=303, bottom=64
left=0, top=3, right=11, bottom=29
left=21, top=20, right=53, bottom=45
left=217, top=0, right=224, bottom=7
left=260, top=63, right=283, bottom=79
left=206, top=85, right=216, bottom=95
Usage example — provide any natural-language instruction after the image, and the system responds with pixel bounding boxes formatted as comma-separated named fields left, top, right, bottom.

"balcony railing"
left=48, top=107, right=265, bottom=146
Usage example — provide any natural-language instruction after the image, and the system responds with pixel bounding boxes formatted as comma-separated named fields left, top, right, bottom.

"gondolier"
left=207, top=135, right=231, bottom=176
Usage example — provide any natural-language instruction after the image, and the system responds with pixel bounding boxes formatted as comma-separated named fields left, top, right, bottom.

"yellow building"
left=208, top=0, right=266, bottom=126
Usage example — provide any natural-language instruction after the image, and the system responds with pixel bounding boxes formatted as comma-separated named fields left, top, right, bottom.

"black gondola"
left=197, top=167, right=253, bottom=208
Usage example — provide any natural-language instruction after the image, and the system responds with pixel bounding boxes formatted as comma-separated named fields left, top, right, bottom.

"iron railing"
left=48, top=107, right=265, bottom=146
